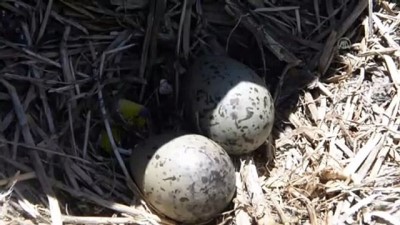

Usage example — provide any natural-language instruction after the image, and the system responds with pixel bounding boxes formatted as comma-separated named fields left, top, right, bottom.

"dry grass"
left=0, top=0, right=399, bottom=225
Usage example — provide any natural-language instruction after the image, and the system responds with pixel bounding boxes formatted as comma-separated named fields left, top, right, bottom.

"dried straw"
left=0, top=0, right=399, bottom=224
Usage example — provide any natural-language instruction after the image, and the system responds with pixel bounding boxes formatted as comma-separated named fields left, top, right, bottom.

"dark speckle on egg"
left=180, top=197, right=189, bottom=202
left=230, top=112, right=238, bottom=120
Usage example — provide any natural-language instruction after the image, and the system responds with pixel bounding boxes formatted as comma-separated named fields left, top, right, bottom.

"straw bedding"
left=0, top=0, right=399, bottom=224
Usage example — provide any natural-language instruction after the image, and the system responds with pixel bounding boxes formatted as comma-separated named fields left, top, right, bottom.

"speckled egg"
left=129, top=133, right=236, bottom=224
left=184, top=55, right=275, bottom=155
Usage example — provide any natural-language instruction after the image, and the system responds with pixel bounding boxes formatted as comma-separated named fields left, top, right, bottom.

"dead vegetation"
left=0, top=0, right=399, bottom=224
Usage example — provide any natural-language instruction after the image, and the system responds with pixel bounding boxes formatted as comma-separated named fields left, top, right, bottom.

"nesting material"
left=0, top=1, right=399, bottom=225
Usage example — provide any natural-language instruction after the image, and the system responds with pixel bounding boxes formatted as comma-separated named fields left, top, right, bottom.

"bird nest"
left=0, top=0, right=399, bottom=224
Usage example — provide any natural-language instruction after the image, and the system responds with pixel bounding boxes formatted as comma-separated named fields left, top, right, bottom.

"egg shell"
left=129, top=133, right=236, bottom=224
left=184, top=55, right=275, bottom=155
